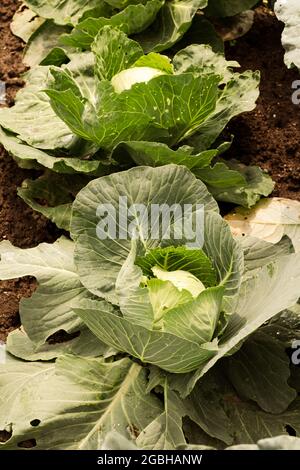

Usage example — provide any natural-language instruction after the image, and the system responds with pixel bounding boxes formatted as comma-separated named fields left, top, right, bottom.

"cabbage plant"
left=0, top=27, right=259, bottom=155
left=44, top=26, right=273, bottom=209
left=0, top=164, right=299, bottom=449
left=44, top=26, right=260, bottom=152
left=0, top=24, right=273, bottom=228
left=69, top=163, right=236, bottom=373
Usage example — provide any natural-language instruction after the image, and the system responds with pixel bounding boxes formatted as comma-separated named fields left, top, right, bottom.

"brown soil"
left=0, top=3, right=299, bottom=341
left=0, top=278, right=36, bottom=342
left=225, top=6, right=300, bottom=200
left=0, top=0, right=27, bottom=106
left=0, top=0, right=59, bottom=342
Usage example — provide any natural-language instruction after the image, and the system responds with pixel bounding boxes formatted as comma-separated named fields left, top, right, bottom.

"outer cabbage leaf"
left=170, top=252, right=300, bottom=395
left=262, top=305, right=300, bottom=348
left=6, top=326, right=109, bottom=362
left=227, top=436, right=300, bottom=451
left=102, top=431, right=300, bottom=450
left=123, top=141, right=274, bottom=208
left=114, top=139, right=218, bottom=166
left=0, top=52, right=98, bottom=151
left=225, top=198, right=300, bottom=252
left=136, top=0, right=208, bottom=52
left=136, top=379, right=187, bottom=449
left=10, top=4, right=45, bottom=42
left=199, top=160, right=274, bottom=208
left=61, top=0, right=164, bottom=49
left=23, top=21, right=70, bottom=68
left=240, top=236, right=294, bottom=278
left=0, top=127, right=108, bottom=175
left=186, top=70, right=260, bottom=151
left=23, top=0, right=103, bottom=25
left=0, top=238, right=100, bottom=353
left=226, top=330, right=297, bottom=414
left=0, top=355, right=162, bottom=449
left=183, top=366, right=300, bottom=447
left=275, top=0, right=300, bottom=71
left=17, top=173, right=91, bottom=231
left=168, top=14, right=224, bottom=55
left=203, top=370, right=300, bottom=446
left=0, top=67, right=73, bottom=150
left=173, top=43, right=239, bottom=80
left=92, top=26, right=144, bottom=81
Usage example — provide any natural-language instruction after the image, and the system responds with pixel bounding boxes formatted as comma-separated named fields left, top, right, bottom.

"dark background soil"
left=0, top=2, right=299, bottom=341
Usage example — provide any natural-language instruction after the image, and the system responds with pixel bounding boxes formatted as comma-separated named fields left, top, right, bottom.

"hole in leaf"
left=30, top=419, right=41, bottom=427
left=17, top=439, right=37, bottom=448
left=285, top=425, right=297, bottom=436
left=127, top=424, right=140, bottom=439
left=46, top=329, right=80, bottom=345
left=0, top=429, right=12, bottom=443
left=28, top=15, right=39, bottom=23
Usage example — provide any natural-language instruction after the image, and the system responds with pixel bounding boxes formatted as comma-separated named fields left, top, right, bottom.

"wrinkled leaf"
left=6, top=326, right=108, bottom=361
left=226, top=330, right=297, bottom=413
left=75, top=298, right=218, bottom=373
left=202, top=160, right=274, bottom=208
left=225, top=198, right=300, bottom=252
left=11, top=4, right=45, bottom=42
left=0, top=126, right=106, bottom=175
left=18, top=173, right=89, bottom=230
left=0, top=238, right=92, bottom=349
left=62, top=0, right=163, bottom=48
left=0, top=67, right=74, bottom=150
left=23, top=21, right=70, bottom=67
left=171, top=252, right=300, bottom=395
left=137, top=0, right=208, bottom=52
left=23, top=0, right=101, bottom=25
left=0, top=356, right=162, bottom=449
left=137, top=381, right=187, bottom=449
